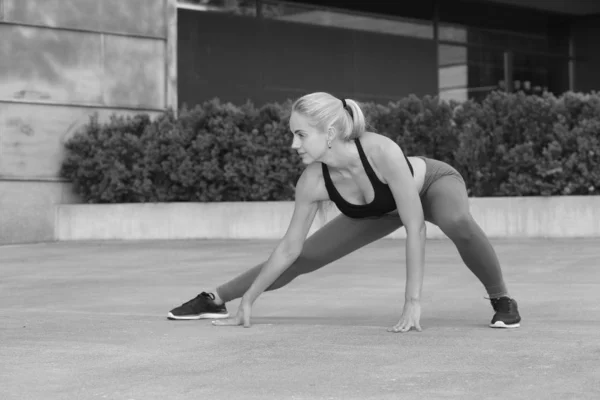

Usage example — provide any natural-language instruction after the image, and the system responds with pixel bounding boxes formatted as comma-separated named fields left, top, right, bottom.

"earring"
left=327, top=140, right=332, bottom=149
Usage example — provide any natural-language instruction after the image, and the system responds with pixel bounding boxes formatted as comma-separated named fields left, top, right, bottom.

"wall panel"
left=101, top=0, right=166, bottom=37
left=0, top=103, right=162, bottom=179
left=3, top=0, right=102, bottom=31
left=0, top=25, right=103, bottom=104
left=103, top=35, right=166, bottom=109
left=3, top=0, right=166, bottom=37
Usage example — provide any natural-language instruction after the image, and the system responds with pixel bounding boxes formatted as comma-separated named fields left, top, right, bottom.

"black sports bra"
left=321, top=138, right=413, bottom=219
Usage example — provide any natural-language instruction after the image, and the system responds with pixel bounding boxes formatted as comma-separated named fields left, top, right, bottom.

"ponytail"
left=341, top=98, right=366, bottom=140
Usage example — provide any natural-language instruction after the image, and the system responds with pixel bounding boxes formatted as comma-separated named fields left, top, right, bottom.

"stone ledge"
left=55, top=196, right=600, bottom=241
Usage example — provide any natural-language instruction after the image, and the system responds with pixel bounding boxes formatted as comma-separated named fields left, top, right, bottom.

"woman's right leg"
left=216, top=213, right=403, bottom=303
left=168, top=213, right=401, bottom=319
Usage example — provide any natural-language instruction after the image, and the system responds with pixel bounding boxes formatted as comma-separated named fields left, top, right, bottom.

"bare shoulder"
left=359, top=132, right=402, bottom=158
left=295, top=162, right=329, bottom=202
left=359, top=132, right=426, bottom=189
left=359, top=132, right=416, bottom=185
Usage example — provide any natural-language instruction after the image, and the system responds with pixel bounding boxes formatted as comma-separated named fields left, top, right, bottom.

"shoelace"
left=489, top=297, right=513, bottom=313
left=181, top=292, right=214, bottom=307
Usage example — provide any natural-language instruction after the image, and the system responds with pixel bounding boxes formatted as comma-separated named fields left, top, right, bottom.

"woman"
left=167, top=92, right=521, bottom=332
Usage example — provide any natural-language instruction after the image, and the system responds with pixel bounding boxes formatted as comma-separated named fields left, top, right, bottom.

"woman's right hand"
left=212, top=300, right=252, bottom=328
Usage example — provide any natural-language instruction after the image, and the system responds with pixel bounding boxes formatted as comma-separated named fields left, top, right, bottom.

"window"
left=177, top=1, right=573, bottom=101
left=439, top=45, right=509, bottom=102
left=438, top=24, right=468, bottom=44
left=438, top=23, right=550, bottom=53
left=437, top=23, right=568, bottom=102
left=438, top=44, right=467, bottom=66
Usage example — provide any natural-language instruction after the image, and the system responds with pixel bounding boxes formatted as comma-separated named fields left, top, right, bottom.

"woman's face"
left=289, top=112, right=328, bottom=164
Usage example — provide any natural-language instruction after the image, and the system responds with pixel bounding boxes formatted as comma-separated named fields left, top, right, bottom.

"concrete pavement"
left=1, top=238, right=599, bottom=400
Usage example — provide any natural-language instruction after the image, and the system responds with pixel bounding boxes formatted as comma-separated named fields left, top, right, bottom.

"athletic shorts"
left=416, top=157, right=466, bottom=197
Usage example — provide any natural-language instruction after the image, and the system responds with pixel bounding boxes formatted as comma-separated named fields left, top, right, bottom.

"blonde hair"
left=292, top=92, right=366, bottom=140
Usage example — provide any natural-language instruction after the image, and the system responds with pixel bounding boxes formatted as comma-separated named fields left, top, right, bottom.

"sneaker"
left=489, top=297, right=521, bottom=328
left=167, top=292, right=229, bottom=320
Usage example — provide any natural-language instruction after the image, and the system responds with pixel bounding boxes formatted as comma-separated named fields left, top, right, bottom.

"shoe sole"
left=167, top=312, right=230, bottom=320
left=489, top=321, right=520, bottom=328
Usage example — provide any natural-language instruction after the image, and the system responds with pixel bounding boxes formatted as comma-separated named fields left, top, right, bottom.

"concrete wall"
left=56, top=196, right=600, bottom=241
left=0, top=180, right=79, bottom=244
left=0, top=0, right=177, bottom=244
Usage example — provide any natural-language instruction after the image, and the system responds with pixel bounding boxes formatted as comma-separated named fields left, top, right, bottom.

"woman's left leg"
left=421, top=174, right=508, bottom=297
left=420, top=173, right=521, bottom=327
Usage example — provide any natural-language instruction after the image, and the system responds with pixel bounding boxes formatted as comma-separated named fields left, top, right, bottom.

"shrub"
left=60, top=91, right=600, bottom=202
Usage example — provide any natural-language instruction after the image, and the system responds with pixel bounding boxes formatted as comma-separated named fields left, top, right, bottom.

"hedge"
left=60, top=91, right=600, bottom=203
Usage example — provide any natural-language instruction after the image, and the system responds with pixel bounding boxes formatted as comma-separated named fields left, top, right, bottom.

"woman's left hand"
left=212, top=300, right=252, bottom=328
left=388, top=299, right=422, bottom=333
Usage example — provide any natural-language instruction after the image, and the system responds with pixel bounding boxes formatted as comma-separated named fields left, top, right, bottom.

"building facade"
left=1, top=0, right=599, bottom=244
left=0, top=0, right=177, bottom=244
left=178, top=0, right=600, bottom=106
